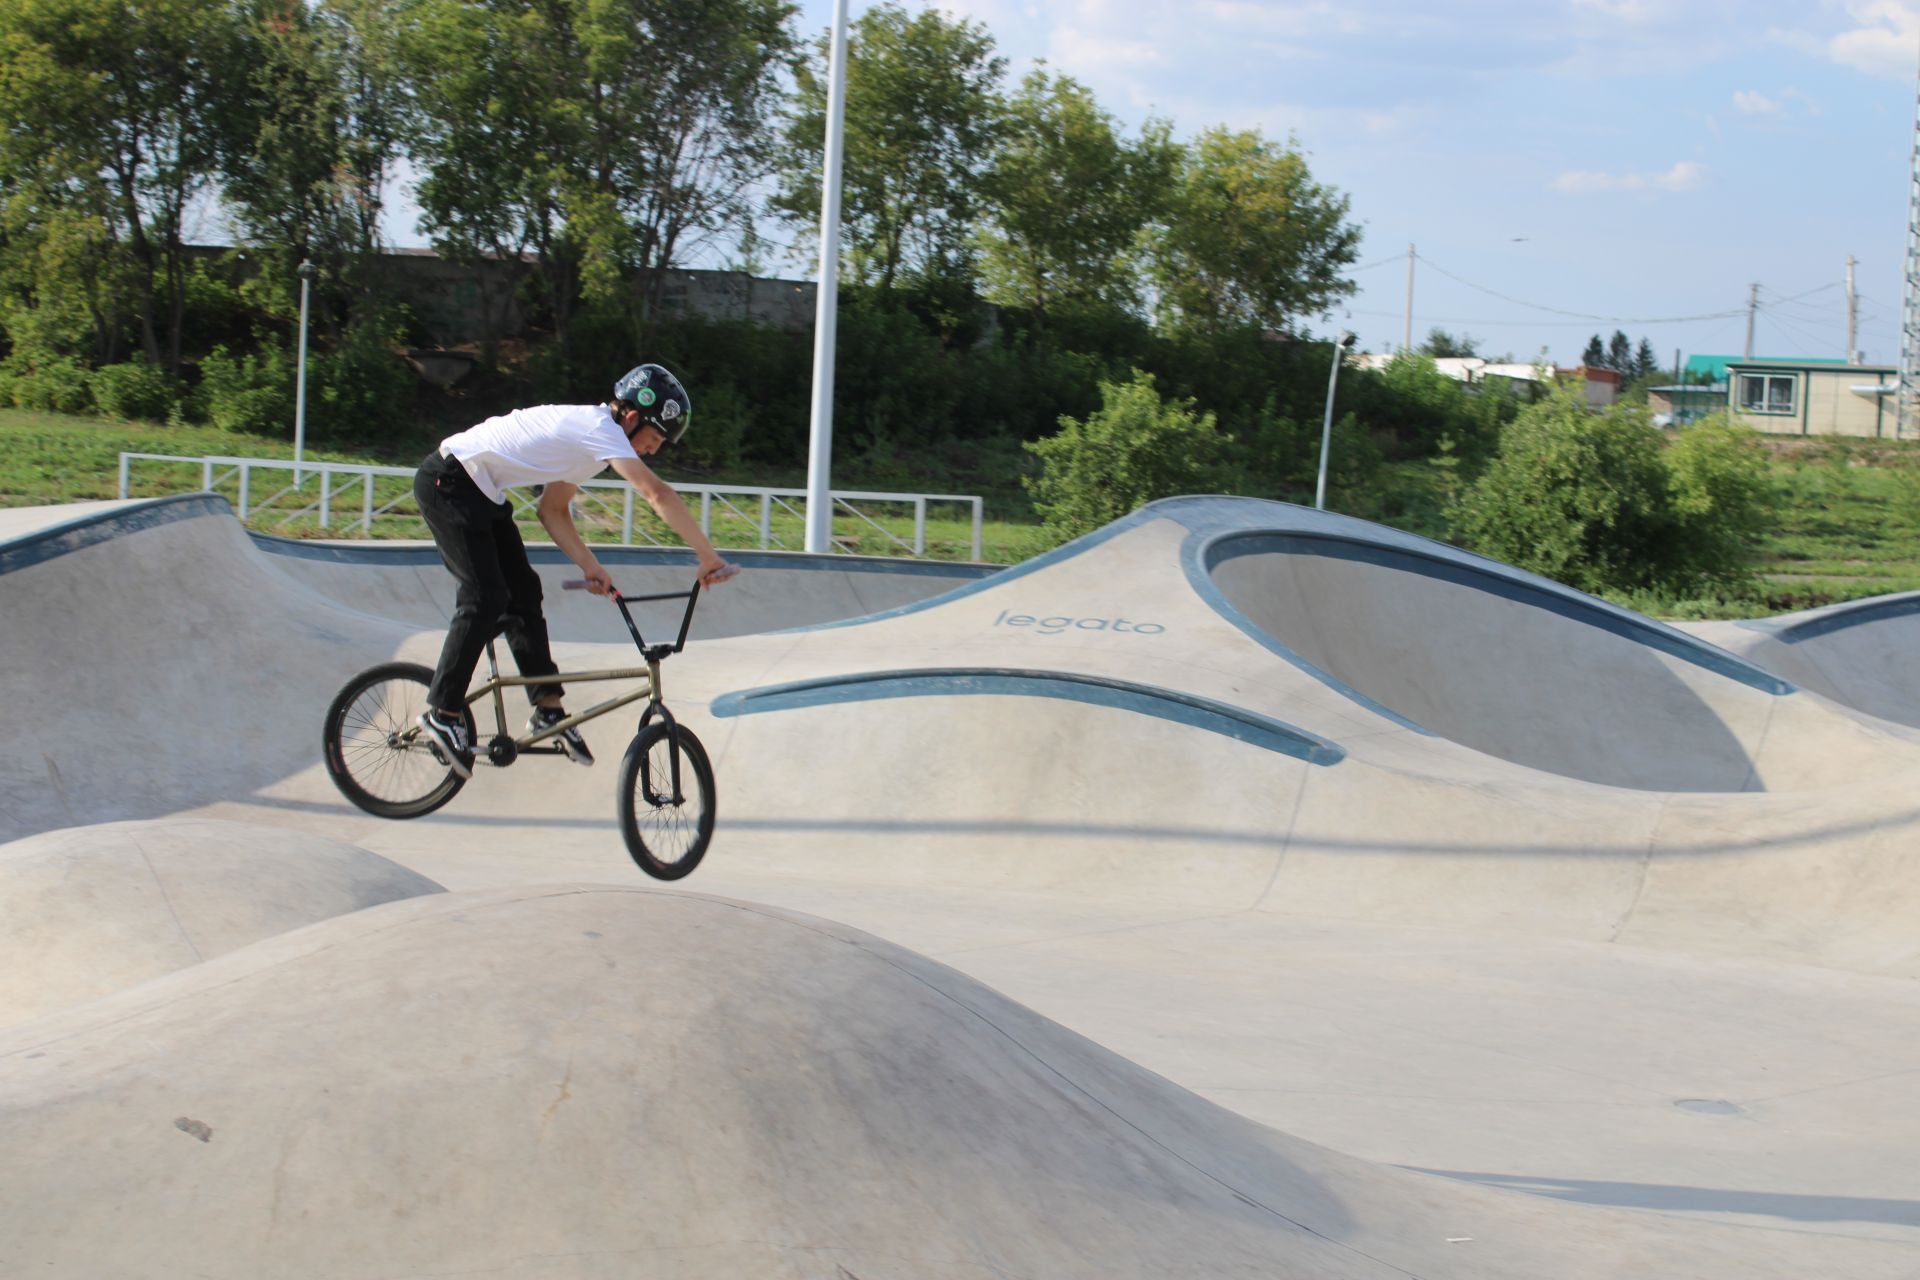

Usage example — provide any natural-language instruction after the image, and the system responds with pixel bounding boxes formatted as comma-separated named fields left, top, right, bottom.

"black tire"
left=618, top=722, right=716, bottom=879
left=323, top=662, right=472, bottom=818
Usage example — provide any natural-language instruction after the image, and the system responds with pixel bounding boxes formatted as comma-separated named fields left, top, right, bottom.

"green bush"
left=1452, top=386, right=1676, bottom=594
left=670, top=377, right=749, bottom=472
left=90, top=359, right=181, bottom=422
left=2, top=352, right=92, bottom=413
left=1452, top=390, right=1773, bottom=596
left=1661, top=415, right=1774, bottom=589
left=310, top=321, right=414, bottom=445
left=1024, top=369, right=1225, bottom=543
left=199, top=342, right=295, bottom=435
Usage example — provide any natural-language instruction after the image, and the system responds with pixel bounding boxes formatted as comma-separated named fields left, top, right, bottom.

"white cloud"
left=1553, top=161, right=1706, bottom=194
left=1571, top=0, right=1658, bottom=22
left=1194, top=1, right=1369, bottom=38
left=1733, top=89, right=1782, bottom=114
left=1825, top=1, right=1920, bottom=77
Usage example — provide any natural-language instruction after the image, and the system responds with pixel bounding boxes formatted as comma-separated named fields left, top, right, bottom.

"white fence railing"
left=119, top=453, right=985, bottom=561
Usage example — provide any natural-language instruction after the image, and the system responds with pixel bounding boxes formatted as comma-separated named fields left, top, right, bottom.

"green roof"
left=1685, top=354, right=1857, bottom=381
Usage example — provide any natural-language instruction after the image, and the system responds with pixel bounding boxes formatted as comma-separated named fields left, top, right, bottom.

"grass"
left=0, top=407, right=1047, bottom=564
left=1354, top=436, right=1920, bottom=620
left=12, top=408, right=1920, bottom=610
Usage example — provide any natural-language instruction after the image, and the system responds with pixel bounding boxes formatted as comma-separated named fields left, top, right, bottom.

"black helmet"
left=611, top=363, right=692, bottom=443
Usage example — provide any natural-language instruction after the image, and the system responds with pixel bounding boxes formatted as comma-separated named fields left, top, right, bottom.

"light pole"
left=294, top=259, right=315, bottom=484
left=803, top=0, right=851, bottom=553
left=1315, top=331, right=1358, bottom=511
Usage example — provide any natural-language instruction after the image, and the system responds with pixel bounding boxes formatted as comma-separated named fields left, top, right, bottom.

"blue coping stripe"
left=0, top=494, right=230, bottom=576
left=251, top=530, right=1005, bottom=580
left=1764, top=592, right=1920, bottom=645
left=710, top=666, right=1345, bottom=766
left=1202, top=530, right=1796, bottom=697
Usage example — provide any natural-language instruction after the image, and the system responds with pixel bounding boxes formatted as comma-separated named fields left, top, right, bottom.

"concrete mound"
left=0, top=818, right=442, bottom=1028
left=3, top=885, right=1904, bottom=1279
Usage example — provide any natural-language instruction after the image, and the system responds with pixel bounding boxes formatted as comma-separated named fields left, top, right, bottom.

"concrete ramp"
left=0, top=818, right=441, bottom=1028
left=1210, top=534, right=1794, bottom=791
left=1685, top=593, right=1920, bottom=730
left=254, top=531, right=998, bottom=642
left=12, top=493, right=1920, bottom=1274
left=0, top=496, right=420, bottom=841
left=3, top=884, right=1908, bottom=1280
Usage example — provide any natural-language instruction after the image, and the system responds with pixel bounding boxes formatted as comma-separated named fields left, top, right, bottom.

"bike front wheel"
left=323, top=662, right=472, bottom=819
left=618, top=722, right=716, bottom=879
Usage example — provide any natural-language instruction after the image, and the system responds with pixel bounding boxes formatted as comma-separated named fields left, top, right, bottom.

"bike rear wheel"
left=618, top=722, right=715, bottom=879
left=323, top=662, right=472, bottom=818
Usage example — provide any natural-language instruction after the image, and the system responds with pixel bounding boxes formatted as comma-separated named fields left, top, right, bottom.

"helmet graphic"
left=612, top=363, right=692, bottom=444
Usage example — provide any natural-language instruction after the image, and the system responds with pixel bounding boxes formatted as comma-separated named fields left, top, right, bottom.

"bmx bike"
left=321, top=579, right=716, bottom=880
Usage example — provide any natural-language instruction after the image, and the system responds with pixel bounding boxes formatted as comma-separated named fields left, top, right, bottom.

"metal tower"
left=1902, top=52, right=1920, bottom=438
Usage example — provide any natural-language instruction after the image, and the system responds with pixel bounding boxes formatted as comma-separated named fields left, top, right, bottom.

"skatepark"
left=5, top=491, right=1920, bottom=1278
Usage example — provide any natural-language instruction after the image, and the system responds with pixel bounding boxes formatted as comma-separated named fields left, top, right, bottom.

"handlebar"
left=560, top=574, right=723, bottom=658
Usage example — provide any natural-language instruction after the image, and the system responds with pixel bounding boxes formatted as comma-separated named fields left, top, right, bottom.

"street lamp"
left=294, top=258, right=315, bottom=483
left=803, top=0, right=851, bottom=553
left=1315, top=331, right=1358, bottom=511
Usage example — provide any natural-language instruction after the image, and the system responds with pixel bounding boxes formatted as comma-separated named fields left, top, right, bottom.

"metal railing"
left=118, top=452, right=985, bottom=560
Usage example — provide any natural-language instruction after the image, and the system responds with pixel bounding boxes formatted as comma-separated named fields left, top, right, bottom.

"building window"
left=1738, top=373, right=1796, bottom=415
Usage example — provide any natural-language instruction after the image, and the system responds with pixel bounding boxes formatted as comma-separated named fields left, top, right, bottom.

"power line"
left=1347, top=252, right=1405, bottom=274
left=1411, top=253, right=1749, bottom=324
left=1759, top=281, right=1843, bottom=306
left=1347, top=306, right=1761, bottom=331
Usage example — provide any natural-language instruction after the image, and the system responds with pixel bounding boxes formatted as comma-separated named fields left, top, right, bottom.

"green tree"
left=0, top=0, right=243, bottom=373
left=1151, top=126, right=1359, bottom=335
left=776, top=2, right=1004, bottom=293
left=1580, top=333, right=1605, bottom=367
left=1635, top=337, right=1661, bottom=382
left=1420, top=327, right=1479, bottom=358
left=400, top=0, right=795, bottom=362
left=1606, top=329, right=1632, bottom=373
left=1024, top=369, right=1224, bottom=541
left=977, top=69, right=1175, bottom=319
left=221, top=0, right=406, bottom=330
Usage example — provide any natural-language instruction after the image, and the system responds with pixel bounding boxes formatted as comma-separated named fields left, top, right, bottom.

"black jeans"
left=414, top=451, right=562, bottom=713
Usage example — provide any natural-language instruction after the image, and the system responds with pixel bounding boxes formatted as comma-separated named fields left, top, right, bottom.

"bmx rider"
left=412, top=362, right=736, bottom=778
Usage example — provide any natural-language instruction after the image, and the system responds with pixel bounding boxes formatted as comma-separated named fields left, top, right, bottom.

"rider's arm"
left=608, top=455, right=732, bottom=583
left=535, top=482, right=615, bottom=592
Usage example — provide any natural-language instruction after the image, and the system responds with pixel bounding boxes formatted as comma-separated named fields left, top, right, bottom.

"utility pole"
left=1905, top=37, right=1920, bottom=436
left=1847, top=255, right=1859, bottom=362
left=1744, top=282, right=1759, bottom=359
left=803, top=0, right=851, bottom=553
left=1403, top=244, right=1414, bottom=352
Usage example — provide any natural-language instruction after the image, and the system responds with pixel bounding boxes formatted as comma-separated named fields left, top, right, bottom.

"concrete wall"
left=187, top=246, right=819, bottom=347
left=383, top=250, right=820, bottom=346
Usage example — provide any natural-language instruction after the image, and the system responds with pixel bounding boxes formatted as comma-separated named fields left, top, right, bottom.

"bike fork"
left=640, top=701, right=686, bottom=805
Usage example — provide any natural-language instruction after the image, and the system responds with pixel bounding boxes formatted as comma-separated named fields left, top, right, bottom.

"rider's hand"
left=699, top=556, right=738, bottom=587
left=581, top=564, right=616, bottom=596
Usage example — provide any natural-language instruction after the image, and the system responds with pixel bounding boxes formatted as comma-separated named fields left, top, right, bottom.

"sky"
left=366, top=0, right=1920, bottom=372
left=779, top=0, right=1920, bottom=371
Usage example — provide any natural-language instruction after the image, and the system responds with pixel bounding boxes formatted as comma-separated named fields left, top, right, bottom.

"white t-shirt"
left=440, top=404, right=639, bottom=504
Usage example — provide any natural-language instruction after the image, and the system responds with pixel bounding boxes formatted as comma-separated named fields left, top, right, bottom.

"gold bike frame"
left=463, top=655, right=665, bottom=750
left=458, top=581, right=701, bottom=756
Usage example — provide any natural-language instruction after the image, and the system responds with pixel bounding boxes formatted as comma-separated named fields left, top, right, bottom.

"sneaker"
left=530, top=706, right=594, bottom=767
left=417, top=708, right=474, bottom=779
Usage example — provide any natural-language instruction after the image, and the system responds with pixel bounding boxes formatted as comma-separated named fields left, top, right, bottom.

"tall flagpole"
left=804, top=0, right=851, bottom=552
